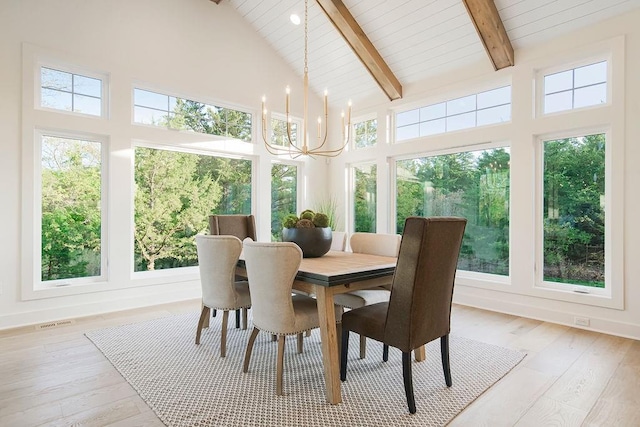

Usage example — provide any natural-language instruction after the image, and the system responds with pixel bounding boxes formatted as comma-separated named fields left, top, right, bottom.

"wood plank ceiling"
left=219, top=0, right=640, bottom=108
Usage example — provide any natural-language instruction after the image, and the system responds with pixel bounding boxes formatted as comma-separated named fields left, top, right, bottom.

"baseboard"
left=454, top=291, right=640, bottom=341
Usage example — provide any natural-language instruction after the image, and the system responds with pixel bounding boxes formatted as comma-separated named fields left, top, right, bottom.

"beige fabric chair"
left=242, top=240, right=342, bottom=396
left=330, top=231, right=347, bottom=251
left=195, top=235, right=251, bottom=357
left=340, top=217, right=467, bottom=414
left=333, top=232, right=401, bottom=359
left=208, top=214, right=256, bottom=327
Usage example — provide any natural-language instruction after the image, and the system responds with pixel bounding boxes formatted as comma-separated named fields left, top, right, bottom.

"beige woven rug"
left=86, top=312, right=525, bottom=426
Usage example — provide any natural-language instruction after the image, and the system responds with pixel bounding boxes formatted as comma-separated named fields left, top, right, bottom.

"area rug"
left=86, top=312, right=525, bottom=426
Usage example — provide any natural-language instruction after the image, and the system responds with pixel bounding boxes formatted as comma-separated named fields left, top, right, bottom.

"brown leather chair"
left=209, top=214, right=257, bottom=241
left=340, top=216, right=467, bottom=414
left=208, top=214, right=256, bottom=327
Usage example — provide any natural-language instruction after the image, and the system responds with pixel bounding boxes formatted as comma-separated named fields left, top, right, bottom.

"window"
left=542, top=134, right=605, bottom=289
left=271, top=163, right=298, bottom=241
left=396, top=147, right=510, bottom=275
left=133, top=146, right=252, bottom=272
left=133, top=88, right=252, bottom=142
left=353, top=163, right=376, bottom=232
left=396, top=86, right=511, bottom=141
left=40, top=67, right=103, bottom=116
left=543, top=61, right=607, bottom=114
left=354, top=118, right=377, bottom=149
left=39, top=134, right=106, bottom=286
left=271, top=116, right=298, bottom=147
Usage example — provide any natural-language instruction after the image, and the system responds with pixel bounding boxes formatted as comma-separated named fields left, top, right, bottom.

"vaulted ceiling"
left=219, top=0, right=640, bottom=108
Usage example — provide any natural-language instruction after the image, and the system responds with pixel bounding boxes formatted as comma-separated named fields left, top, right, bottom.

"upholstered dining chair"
left=208, top=214, right=256, bottom=327
left=242, top=240, right=342, bottom=396
left=330, top=231, right=347, bottom=251
left=333, top=232, right=401, bottom=359
left=340, top=217, right=467, bottom=414
left=195, top=235, right=251, bottom=358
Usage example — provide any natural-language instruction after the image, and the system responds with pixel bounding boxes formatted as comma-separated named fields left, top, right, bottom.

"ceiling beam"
left=315, top=0, right=402, bottom=101
left=462, top=0, right=514, bottom=70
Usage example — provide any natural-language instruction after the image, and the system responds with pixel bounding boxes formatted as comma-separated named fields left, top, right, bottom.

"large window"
left=271, top=116, right=299, bottom=147
left=353, top=163, right=376, bottom=232
left=396, top=147, right=510, bottom=275
left=542, top=134, right=605, bottom=288
left=543, top=61, right=607, bottom=114
left=40, top=67, right=103, bottom=116
left=396, top=86, right=511, bottom=141
left=271, top=163, right=298, bottom=241
left=354, top=118, right=377, bottom=149
left=133, top=88, right=252, bottom=142
left=40, top=134, right=105, bottom=285
left=134, top=147, right=252, bottom=272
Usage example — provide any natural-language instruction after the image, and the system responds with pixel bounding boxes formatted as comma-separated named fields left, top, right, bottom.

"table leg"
left=314, top=286, right=341, bottom=404
left=415, top=345, right=426, bottom=362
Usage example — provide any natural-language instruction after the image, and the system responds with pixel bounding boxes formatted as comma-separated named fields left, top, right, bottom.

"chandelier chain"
left=304, top=0, right=308, bottom=73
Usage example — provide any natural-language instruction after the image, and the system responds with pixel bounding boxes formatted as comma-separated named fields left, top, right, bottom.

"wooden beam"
left=462, top=0, right=514, bottom=70
left=315, top=0, right=402, bottom=101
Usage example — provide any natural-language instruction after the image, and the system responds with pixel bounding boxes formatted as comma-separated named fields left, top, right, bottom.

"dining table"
left=237, top=249, right=426, bottom=405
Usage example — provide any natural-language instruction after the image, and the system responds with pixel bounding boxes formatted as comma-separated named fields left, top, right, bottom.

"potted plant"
left=282, top=209, right=332, bottom=258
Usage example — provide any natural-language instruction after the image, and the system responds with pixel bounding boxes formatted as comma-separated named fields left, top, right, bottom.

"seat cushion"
left=341, top=302, right=388, bottom=343
left=333, top=288, right=390, bottom=309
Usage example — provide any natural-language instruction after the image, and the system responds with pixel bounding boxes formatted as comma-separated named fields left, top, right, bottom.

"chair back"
left=243, top=240, right=302, bottom=334
left=209, top=214, right=257, bottom=240
left=383, top=217, right=466, bottom=352
left=330, top=231, right=347, bottom=251
left=196, top=235, right=244, bottom=309
left=350, top=232, right=401, bottom=257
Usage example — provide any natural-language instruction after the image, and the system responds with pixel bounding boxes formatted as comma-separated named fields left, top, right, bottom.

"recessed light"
left=290, top=13, right=301, bottom=25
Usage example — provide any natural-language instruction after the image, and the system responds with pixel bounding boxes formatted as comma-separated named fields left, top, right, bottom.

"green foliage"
left=282, top=209, right=330, bottom=229
left=41, top=137, right=102, bottom=281
left=282, top=214, right=299, bottom=229
left=314, top=197, right=340, bottom=231
left=312, top=213, right=329, bottom=228
left=354, top=164, right=376, bottom=232
left=271, top=164, right=297, bottom=241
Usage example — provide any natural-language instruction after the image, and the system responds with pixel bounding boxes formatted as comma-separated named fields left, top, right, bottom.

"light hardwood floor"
left=1, top=300, right=638, bottom=426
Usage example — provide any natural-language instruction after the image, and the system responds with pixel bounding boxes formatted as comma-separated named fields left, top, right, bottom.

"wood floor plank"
left=514, top=396, right=588, bottom=426
left=448, top=366, right=557, bottom=426
left=0, top=299, right=638, bottom=425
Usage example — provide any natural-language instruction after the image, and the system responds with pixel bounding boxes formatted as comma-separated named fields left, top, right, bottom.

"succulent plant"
left=282, top=209, right=331, bottom=229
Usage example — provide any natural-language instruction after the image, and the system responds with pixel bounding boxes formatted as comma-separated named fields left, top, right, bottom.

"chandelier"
left=261, top=0, right=351, bottom=158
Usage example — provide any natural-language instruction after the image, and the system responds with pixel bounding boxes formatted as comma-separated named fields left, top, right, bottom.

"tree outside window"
left=271, top=163, right=297, bottom=241
left=396, top=147, right=510, bottom=275
left=353, top=163, right=376, bottom=232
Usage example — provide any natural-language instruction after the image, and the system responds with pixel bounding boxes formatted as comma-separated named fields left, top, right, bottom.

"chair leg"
left=276, top=335, right=286, bottom=395
left=297, top=333, right=304, bottom=354
left=441, top=334, right=452, bottom=387
left=212, top=308, right=217, bottom=317
left=271, top=334, right=277, bottom=342
left=195, top=306, right=210, bottom=345
left=243, top=327, right=260, bottom=373
left=235, top=309, right=241, bottom=329
left=305, top=330, right=311, bottom=337
left=383, top=344, right=389, bottom=362
left=340, top=329, right=350, bottom=381
left=241, top=308, right=248, bottom=330
left=220, top=310, right=229, bottom=358
left=359, top=335, right=367, bottom=359
left=402, top=351, right=416, bottom=414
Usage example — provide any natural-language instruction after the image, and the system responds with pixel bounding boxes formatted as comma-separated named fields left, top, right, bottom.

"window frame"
left=28, top=129, right=110, bottom=297
left=389, top=141, right=512, bottom=289
left=36, top=63, right=109, bottom=119
left=536, top=55, right=612, bottom=117
left=533, top=128, right=622, bottom=308
left=130, top=142, right=256, bottom=281
left=393, top=85, right=512, bottom=143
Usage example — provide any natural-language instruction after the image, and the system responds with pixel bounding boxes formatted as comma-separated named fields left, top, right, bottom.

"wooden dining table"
left=238, top=249, right=426, bottom=404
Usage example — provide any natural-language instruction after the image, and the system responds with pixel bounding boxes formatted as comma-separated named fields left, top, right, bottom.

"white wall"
left=330, top=10, right=640, bottom=339
left=0, top=0, right=330, bottom=329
